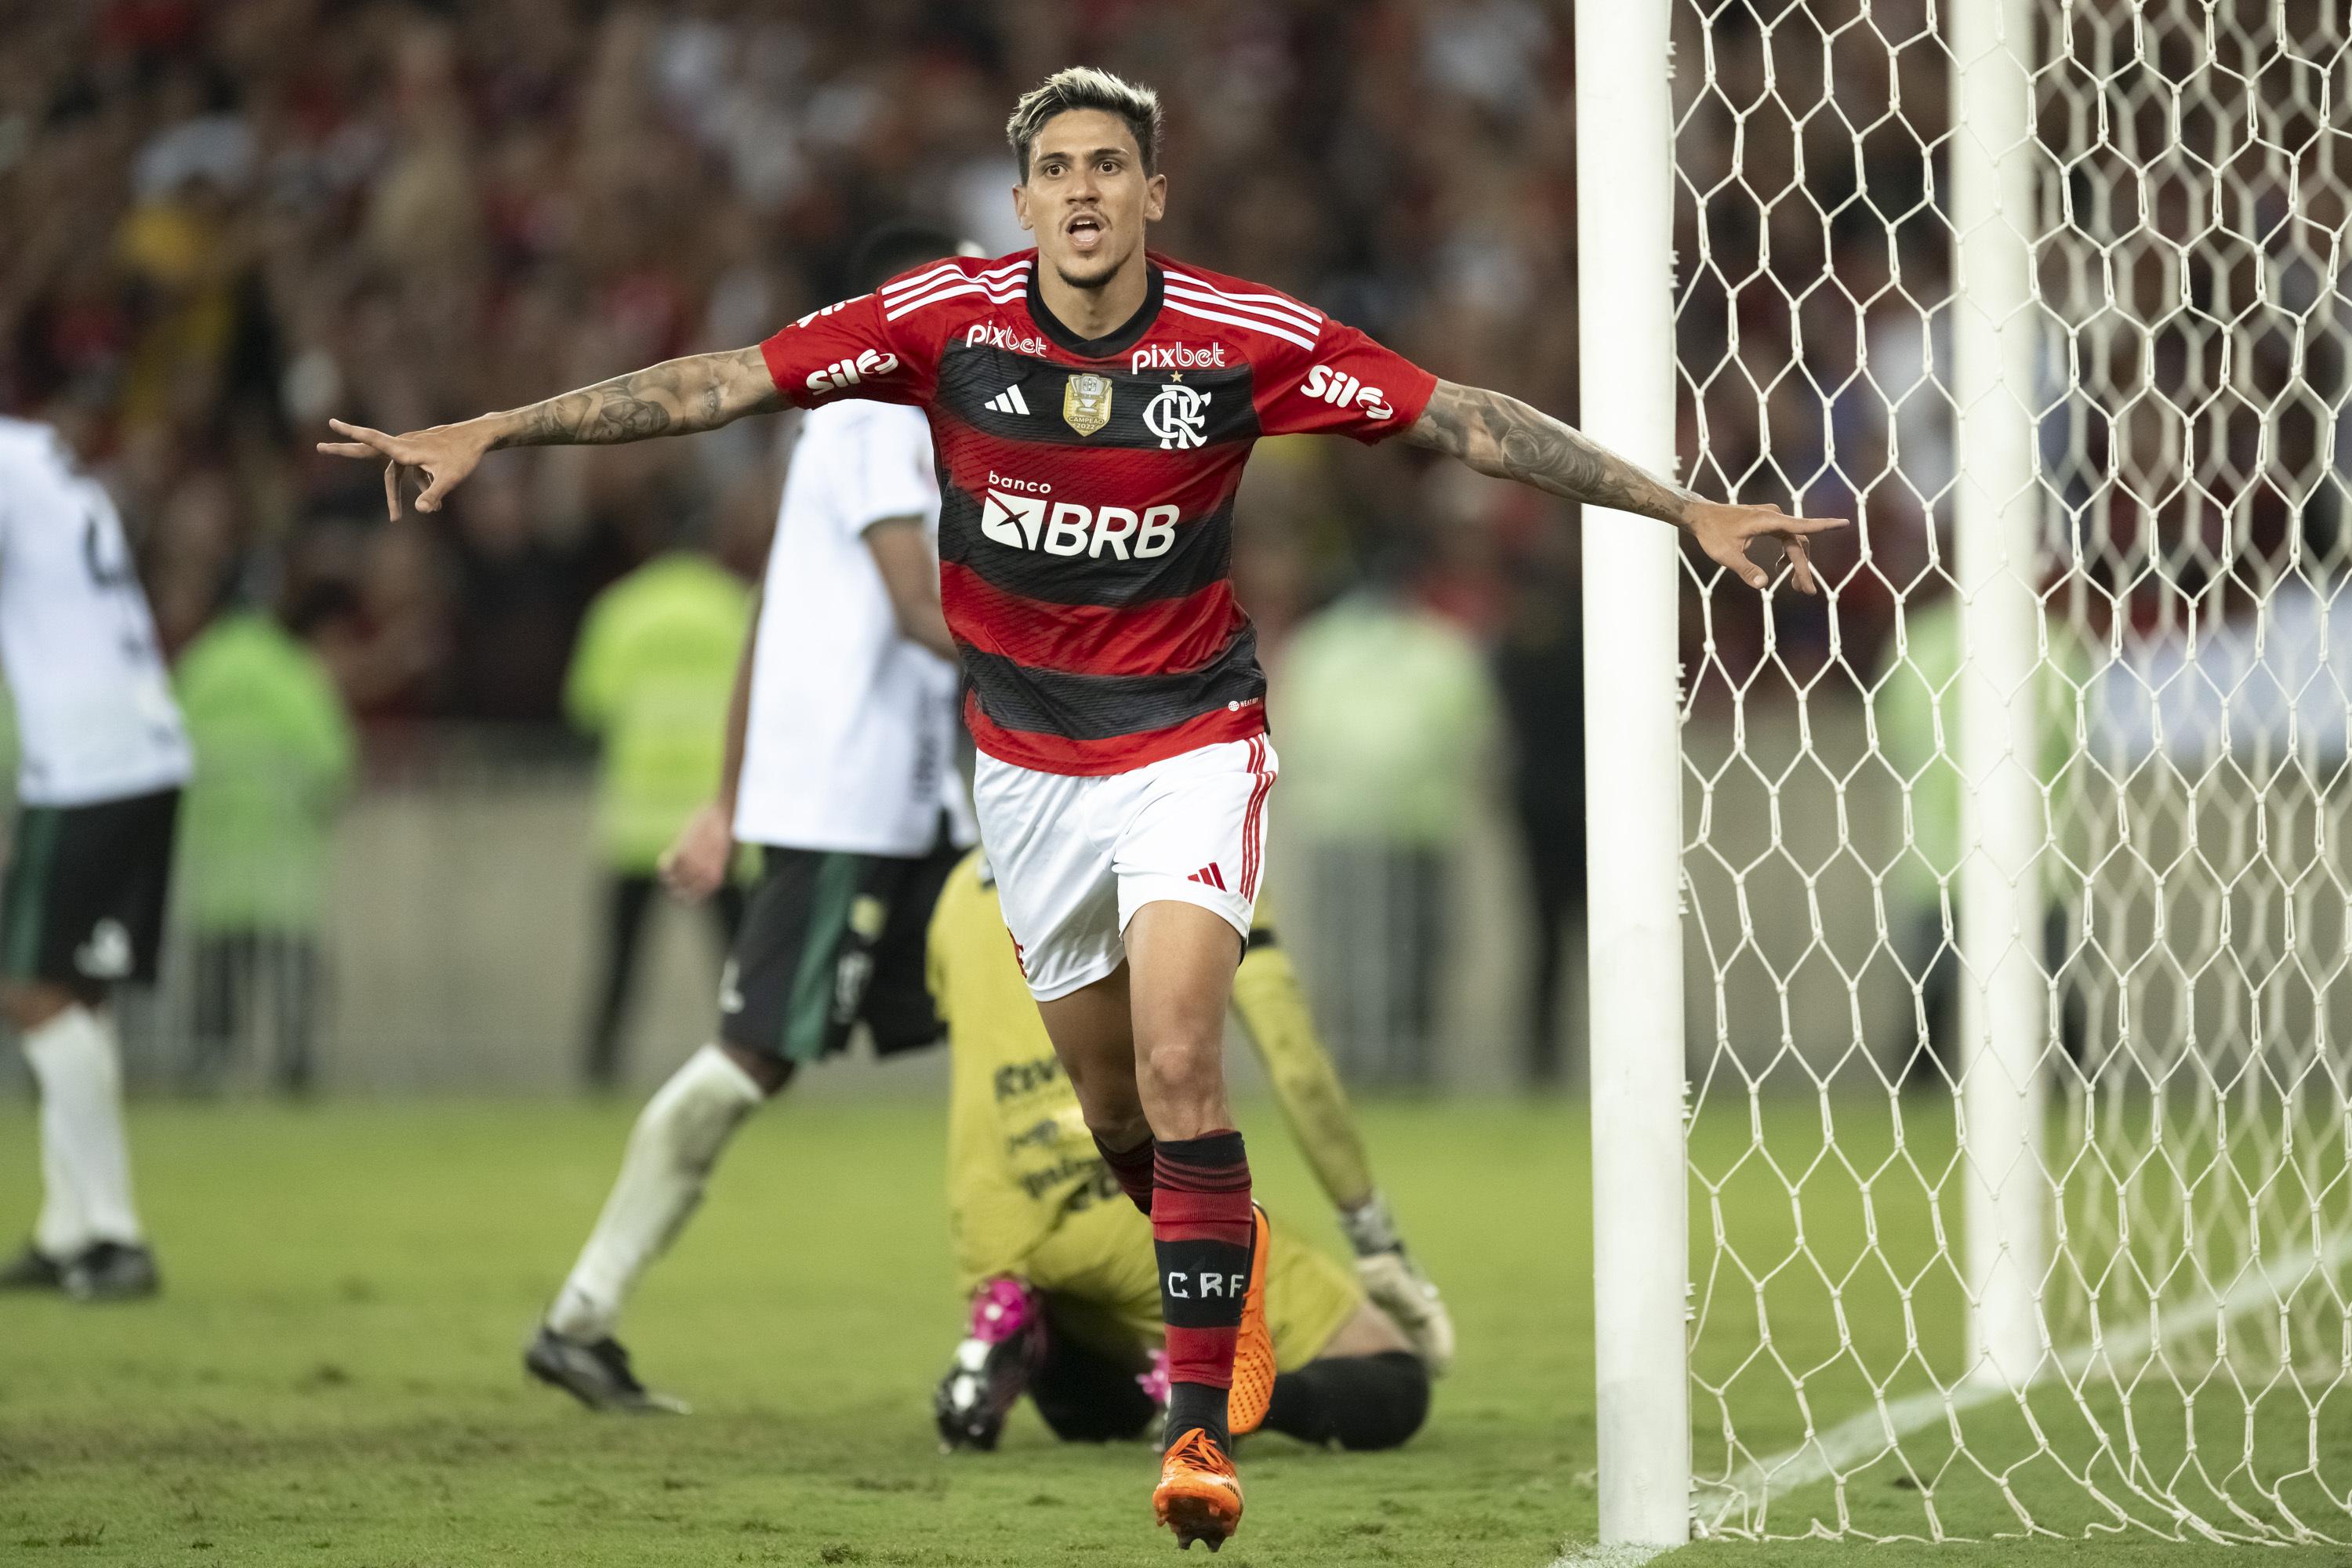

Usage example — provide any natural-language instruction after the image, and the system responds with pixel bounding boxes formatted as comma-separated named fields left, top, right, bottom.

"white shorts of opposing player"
left=975, top=735, right=1277, bottom=1000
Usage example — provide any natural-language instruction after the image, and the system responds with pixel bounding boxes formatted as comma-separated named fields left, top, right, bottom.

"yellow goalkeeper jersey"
left=925, top=849, right=1366, bottom=1364
left=927, top=852, right=1120, bottom=1289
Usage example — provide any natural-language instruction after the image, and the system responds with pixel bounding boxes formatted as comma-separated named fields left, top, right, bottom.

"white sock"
left=22, top=1005, right=143, bottom=1253
left=547, top=1044, right=764, bottom=1341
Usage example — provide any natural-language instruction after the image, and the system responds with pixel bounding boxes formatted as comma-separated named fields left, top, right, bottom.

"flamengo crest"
left=1143, top=382, right=1212, bottom=450
left=1062, top=373, right=1113, bottom=436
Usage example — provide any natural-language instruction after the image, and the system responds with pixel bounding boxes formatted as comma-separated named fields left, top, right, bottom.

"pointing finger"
left=316, top=442, right=379, bottom=458
left=326, top=418, right=401, bottom=452
left=1776, top=513, right=1849, bottom=535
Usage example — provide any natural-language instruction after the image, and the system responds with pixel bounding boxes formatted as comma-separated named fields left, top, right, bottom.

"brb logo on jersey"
left=806, top=347, right=899, bottom=395
left=1301, top=363, right=1396, bottom=421
left=1143, top=383, right=1212, bottom=450
left=982, top=474, right=1178, bottom=560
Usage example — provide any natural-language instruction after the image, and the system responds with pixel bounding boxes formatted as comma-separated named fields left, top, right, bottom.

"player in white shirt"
left=527, top=226, right=979, bottom=1410
left=0, top=416, right=192, bottom=1302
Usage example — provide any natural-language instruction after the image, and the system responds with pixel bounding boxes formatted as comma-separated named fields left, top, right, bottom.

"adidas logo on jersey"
left=981, top=475, right=1178, bottom=560
left=984, top=385, right=1031, bottom=416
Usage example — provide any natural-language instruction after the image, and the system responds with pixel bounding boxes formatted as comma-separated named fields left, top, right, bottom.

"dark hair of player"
left=846, top=221, right=967, bottom=296
left=1004, top=66, right=1163, bottom=182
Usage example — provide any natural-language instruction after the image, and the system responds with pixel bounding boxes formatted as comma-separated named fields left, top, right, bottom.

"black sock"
left=1164, top=1379, right=1229, bottom=1451
left=1261, top=1351, right=1430, bottom=1450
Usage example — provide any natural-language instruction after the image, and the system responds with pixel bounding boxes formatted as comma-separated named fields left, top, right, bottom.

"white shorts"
left=973, top=735, right=1279, bottom=1001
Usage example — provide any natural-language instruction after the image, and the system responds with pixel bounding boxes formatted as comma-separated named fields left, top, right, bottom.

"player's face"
left=1014, top=109, right=1165, bottom=291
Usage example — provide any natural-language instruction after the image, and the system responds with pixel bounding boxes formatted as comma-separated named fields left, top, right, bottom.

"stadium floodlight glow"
left=1575, top=0, right=2352, bottom=1548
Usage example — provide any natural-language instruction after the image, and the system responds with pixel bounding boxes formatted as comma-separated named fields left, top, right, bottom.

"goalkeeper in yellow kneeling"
left=927, top=849, right=1451, bottom=1452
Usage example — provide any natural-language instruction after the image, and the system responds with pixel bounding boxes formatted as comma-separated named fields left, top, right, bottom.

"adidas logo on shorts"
left=984, top=385, right=1031, bottom=416
left=1187, top=864, right=1228, bottom=892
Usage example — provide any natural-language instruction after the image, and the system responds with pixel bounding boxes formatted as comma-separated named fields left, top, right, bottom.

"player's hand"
left=1357, top=1249, right=1456, bottom=1377
left=316, top=417, right=496, bottom=521
left=659, top=801, right=735, bottom=904
left=1683, top=499, right=1846, bottom=594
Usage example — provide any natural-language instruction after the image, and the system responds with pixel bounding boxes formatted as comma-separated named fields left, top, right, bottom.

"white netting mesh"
left=1672, top=0, right=2352, bottom=1541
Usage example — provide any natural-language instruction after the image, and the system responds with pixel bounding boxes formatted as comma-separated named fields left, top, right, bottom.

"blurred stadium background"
left=0, top=0, right=1646, bottom=1100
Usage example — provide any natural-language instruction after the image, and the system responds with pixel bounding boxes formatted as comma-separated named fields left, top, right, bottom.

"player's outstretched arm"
left=1401, top=378, right=1846, bottom=593
left=317, top=347, right=783, bottom=521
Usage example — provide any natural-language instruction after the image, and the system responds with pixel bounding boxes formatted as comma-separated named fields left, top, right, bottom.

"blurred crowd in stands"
left=0, top=0, right=1618, bottom=717
left=0, top=0, right=2013, bottom=1083
left=0, top=0, right=1610, bottom=1080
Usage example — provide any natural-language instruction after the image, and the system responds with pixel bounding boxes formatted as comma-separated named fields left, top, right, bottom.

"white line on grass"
left=1698, top=1232, right=2352, bottom=1526
left=1548, top=1544, right=1673, bottom=1568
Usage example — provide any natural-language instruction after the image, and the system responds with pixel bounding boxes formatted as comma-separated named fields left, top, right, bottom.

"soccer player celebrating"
left=521, top=224, right=977, bottom=1412
left=0, top=416, right=191, bottom=1301
left=928, top=850, right=1437, bottom=1457
left=321, top=67, right=1838, bottom=1549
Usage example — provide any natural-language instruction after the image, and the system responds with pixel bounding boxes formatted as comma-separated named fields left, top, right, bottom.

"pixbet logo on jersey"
left=1300, top=363, right=1395, bottom=421
left=965, top=322, right=1054, bottom=357
left=805, top=347, right=899, bottom=394
left=1129, top=342, right=1229, bottom=374
left=981, top=474, right=1178, bottom=560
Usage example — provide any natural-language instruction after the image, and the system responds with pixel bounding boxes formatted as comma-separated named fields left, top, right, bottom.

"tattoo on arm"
left=1405, top=379, right=1694, bottom=526
left=494, top=347, right=782, bottom=449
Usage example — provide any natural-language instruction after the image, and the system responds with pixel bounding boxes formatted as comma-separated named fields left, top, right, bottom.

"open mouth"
left=1066, top=212, right=1106, bottom=254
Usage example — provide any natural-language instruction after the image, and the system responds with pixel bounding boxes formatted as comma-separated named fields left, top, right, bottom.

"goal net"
left=1669, top=0, right=2352, bottom=1542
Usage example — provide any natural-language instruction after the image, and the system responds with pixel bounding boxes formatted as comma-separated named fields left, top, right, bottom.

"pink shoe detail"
left=1137, top=1347, right=1171, bottom=1407
left=967, top=1276, right=1039, bottom=1346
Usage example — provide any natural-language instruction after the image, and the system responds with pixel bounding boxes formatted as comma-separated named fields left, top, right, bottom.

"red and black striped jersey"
left=757, top=249, right=1436, bottom=775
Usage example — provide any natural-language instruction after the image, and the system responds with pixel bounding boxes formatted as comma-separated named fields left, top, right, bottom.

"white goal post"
left=1581, top=0, right=2352, bottom=1547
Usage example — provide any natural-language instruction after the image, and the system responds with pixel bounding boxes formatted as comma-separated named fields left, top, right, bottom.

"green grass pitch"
left=0, top=1094, right=2342, bottom=1565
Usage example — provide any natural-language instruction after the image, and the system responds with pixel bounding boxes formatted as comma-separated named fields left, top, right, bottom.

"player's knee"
left=1265, top=1350, right=1431, bottom=1451
left=637, top=1045, right=771, bottom=1177
left=1059, top=1056, right=1146, bottom=1142
left=1136, top=1033, right=1225, bottom=1124
left=1334, top=1350, right=1431, bottom=1450
left=717, top=1040, right=793, bottom=1098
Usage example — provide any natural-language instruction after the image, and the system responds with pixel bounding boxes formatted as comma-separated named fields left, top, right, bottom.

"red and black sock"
left=1091, top=1131, right=1156, bottom=1216
left=1152, top=1129, right=1254, bottom=1449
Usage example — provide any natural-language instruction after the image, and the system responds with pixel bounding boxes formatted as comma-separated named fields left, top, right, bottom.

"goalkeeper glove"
left=1341, top=1192, right=1457, bottom=1377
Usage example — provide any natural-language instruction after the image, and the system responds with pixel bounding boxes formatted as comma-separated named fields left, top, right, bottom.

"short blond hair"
left=1005, top=67, right=1163, bottom=180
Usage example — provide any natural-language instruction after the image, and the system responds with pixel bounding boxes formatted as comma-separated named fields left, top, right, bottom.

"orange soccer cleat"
left=1226, top=1203, right=1276, bottom=1436
left=1153, top=1424, right=1243, bottom=1551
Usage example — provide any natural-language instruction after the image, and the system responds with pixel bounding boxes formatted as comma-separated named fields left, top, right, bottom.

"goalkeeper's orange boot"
left=1153, top=1424, right=1243, bottom=1551
left=1226, top=1203, right=1276, bottom=1436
